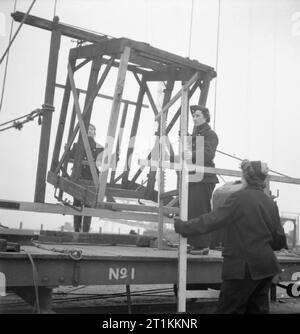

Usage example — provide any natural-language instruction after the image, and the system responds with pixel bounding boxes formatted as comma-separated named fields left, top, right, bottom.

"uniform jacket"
left=175, top=186, right=287, bottom=280
left=190, top=122, right=219, bottom=184
left=70, top=137, right=104, bottom=180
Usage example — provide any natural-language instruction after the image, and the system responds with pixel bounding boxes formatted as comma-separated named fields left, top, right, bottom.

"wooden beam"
left=158, top=72, right=176, bottom=249
left=110, top=102, right=129, bottom=184
left=133, top=72, right=158, bottom=116
left=97, top=46, right=131, bottom=202
left=55, top=83, right=149, bottom=108
left=12, top=11, right=109, bottom=44
left=122, top=77, right=146, bottom=185
left=123, top=38, right=216, bottom=73
left=48, top=172, right=179, bottom=215
left=0, top=199, right=175, bottom=223
left=34, top=20, right=61, bottom=203
left=50, top=57, right=76, bottom=172
left=68, top=64, right=99, bottom=186
left=57, top=89, right=81, bottom=200
left=177, top=81, right=189, bottom=313
left=155, top=72, right=200, bottom=121
left=71, top=57, right=102, bottom=182
left=69, top=38, right=123, bottom=60
left=198, top=71, right=213, bottom=105
left=144, top=69, right=196, bottom=82
left=138, top=160, right=300, bottom=185
left=130, top=50, right=167, bottom=72
left=55, top=57, right=115, bottom=174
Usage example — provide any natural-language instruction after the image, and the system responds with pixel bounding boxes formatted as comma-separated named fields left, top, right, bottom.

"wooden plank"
left=71, top=57, right=102, bottom=182
left=67, top=64, right=99, bottom=186
left=69, top=38, right=123, bottom=60
left=160, top=189, right=179, bottom=199
left=138, top=161, right=300, bottom=185
left=130, top=50, right=167, bottom=72
left=55, top=57, right=115, bottom=174
left=158, top=73, right=176, bottom=249
left=50, top=58, right=76, bottom=172
left=124, top=38, right=216, bottom=73
left=97, top=46, right=131, bottom=202
left=177, top=81, right=189, bottom=313
left=34, top=22, right=61, bottom=203
left=133, top=72, right=158, bottom=115
left=0, top=199, right=175, bottom=223
left=122, top=77, right=146, bottom=185
left=155, top=72, right=200, bottom=121
left=198, top=71, right=213, bottom=105
left=110, top=102, right=129, bottom=184
left=55, top=83, right=148, bottom=108
left=57, top=89, right=81, bottom=200
left=165, top=80, right=200, bottom=134
left=128, top=78, right=200, bottom=187
left=144, top=69, right=195, bottom=82
left=12, top=11, right=109, bottom=44
left=74, top=59, right=91, bottom=72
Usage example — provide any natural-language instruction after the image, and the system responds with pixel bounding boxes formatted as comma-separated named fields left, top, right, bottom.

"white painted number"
left=109, top=267, right=135, bottom=281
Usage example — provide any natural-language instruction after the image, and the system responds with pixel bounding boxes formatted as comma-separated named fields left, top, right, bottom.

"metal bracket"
left=54, top=188, right=83, bottom=213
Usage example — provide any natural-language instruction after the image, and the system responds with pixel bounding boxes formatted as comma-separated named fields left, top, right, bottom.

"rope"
left=32, top=242, right=83, bottom=261
left=213, top=0, right=221, bottom=131
left=217, top=149, right=293, bottom=178
left=53, top=0, right=58, bottom=18
left=0, top=108, right=44, bottom=132
left=0, top=0, right=37, bottom=66
left=22, top=251, right=41, bottom=314
left=187, top=0, right=194, bottom=58
left=0, top=0, right=18, bottom=113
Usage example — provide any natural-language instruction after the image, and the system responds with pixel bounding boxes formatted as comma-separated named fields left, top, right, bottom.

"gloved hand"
left=174, top=217, right=187, bottom=235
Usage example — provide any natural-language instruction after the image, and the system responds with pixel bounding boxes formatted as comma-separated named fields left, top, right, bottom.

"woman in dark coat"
left=174, top=160, right=287, bottom=314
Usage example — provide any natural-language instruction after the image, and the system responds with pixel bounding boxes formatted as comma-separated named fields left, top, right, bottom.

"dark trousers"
left=73, top=198, right=91, bottom=232
left=216, top=268, right=273, bottom=314
left=187, top=182, right=215, bottom=249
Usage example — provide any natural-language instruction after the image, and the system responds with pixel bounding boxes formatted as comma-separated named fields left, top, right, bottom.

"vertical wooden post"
left=145, top=74, right=175, bottom=203
left=122, top=77, right=146, bottom=185
left=72, top=57, right=102, bottom=181
left=34, top=18, right=61, bottom=202
left=110, top=102, right=129, bottom=184
left=177, top=81, right=189, bottom=313
left=50, top=57, right=76, bottom=172
left=97, top=46, right=131, bottom=202
left=198, top=71, right=212, bottom=106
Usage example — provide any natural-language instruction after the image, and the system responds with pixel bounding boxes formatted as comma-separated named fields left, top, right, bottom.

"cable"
left=53, top=0, right=58, bottom=18
left=213, top=0, right=221, bottom=131
left=187, top=0, right=194, bottom=58
left=0, top=108, right=43, bottom=132
left=0, top=0, right=18, bottom=113
left=217, top=149, right=293, bottom=178
left=23, top=251, right=41, bottom=314
left=0, top=0, right=37, bottom=66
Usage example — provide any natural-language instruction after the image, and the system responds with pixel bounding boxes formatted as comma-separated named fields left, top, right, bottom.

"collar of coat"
left=193, top=122, right=211, bottom=135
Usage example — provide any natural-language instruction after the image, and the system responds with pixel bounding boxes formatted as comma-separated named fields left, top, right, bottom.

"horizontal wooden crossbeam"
left=138, top=159, right=300, bottom=185
left=12, top=11, right=110, bottom=43
left=0, top=199, right=175, bottom=223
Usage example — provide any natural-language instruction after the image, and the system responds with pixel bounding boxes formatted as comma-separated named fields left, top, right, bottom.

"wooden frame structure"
left=11, top=12, right=217, bottom=245
left=6, top=12, right=300, bottom=314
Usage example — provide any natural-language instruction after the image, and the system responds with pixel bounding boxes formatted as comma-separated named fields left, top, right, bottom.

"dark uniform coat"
left=176, top=185, right=286, bottom=280
left=187, top=122, right=219, bottom=248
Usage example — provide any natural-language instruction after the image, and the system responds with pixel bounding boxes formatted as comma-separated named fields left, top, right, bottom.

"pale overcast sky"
left=0, top=0, right=300, bottom=231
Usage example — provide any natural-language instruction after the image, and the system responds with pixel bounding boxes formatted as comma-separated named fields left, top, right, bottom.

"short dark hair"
left=190, top=105, right=210, bottom=123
